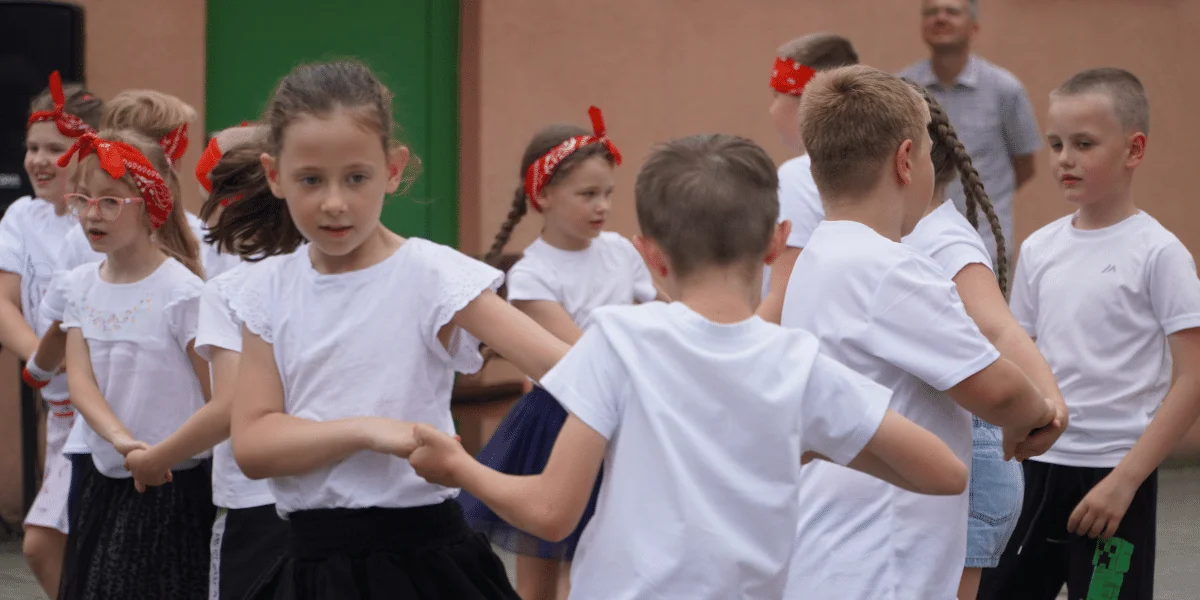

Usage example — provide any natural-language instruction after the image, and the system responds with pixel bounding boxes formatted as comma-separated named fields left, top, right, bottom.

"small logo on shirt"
left=1101, top=264, right=1116, bottom=274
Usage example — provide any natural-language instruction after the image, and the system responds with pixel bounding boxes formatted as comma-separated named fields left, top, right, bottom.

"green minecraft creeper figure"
left=1086, top=536, right=1134, bottom=600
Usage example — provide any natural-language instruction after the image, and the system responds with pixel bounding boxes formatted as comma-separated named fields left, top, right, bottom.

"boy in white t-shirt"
left=758, top=32, right=858, bottom=320
left=781, top=66, right=1058, bottom=600
left=979, top=69, right=1200, bottom=600
left=410, top=133, right=969, bottom=599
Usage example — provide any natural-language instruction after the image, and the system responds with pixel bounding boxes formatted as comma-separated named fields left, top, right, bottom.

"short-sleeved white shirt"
left=1012, top=211, right=1200, bottom=467
left=61, top=258, right=206, bottom=478
left=0, top=197, right=78, bottom=401
left=781, top=220, right=999, bottom=600
left=195, top=261, right=275, bottom=509
left=232, top=239, right=502, bottom=515
left=507, top=231, right=656, bottom=331
left=539, top=302, right=890, bottom=600
left=903, top=200, right=994, bottom=279
left=763, top=155, right=826, bottom=298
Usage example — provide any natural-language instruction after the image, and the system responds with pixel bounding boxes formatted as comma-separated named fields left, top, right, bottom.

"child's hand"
left=1068, top=471, right=1138, bottom=539
left=110, top=434, right=150, bottom=457
left=124, top=447, right=173, bottom=493
left=409, top=424, right=469, bottom=487
left=1000, top=425, right=1030, bottom=461
left=362, top=417, right=420, bottom=458
left=1013, top=403, right=1067, bottom=461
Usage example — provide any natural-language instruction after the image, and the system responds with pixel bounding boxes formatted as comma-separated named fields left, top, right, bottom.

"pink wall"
left=461, top=0, right=1200, bottom=257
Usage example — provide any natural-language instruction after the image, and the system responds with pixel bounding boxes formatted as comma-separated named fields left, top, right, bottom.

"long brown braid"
left=482, top=123, right=617, bottom=266
left=906, top=80, right=1010, bottom=297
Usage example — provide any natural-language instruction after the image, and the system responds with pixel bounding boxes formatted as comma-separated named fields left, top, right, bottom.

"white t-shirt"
left=60, top=258, right=206, bottom=478
left=903, top=200, right=994, bottom=279
left=1012, top=211, right=1200, bottom=467
left=0, top=197, right=78, bottom=401
left=195, top=261, right=274, bottom=509
left=507, top=231, right=656, bottom=331
left=232, top=239, right=502, bottom=515
left=781, top=220, right=999, bottom=600
left=763, top=154, right=825, bottom=298
left=539, top=302, right=890, bottom=600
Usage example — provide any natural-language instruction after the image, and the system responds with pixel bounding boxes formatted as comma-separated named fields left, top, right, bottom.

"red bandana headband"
left=770, top=57, right=817, bottom=96
left=27, top=71, right=94, bottom=138
left=59, top=132, right=174, bottom=230
left=195, top=121, right=250, bottom=205
left=523, top=106, right=621, bottom=212
left=158, top=123, right=189, bottom=167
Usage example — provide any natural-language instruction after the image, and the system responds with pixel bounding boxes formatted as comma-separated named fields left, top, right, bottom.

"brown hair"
left=221, top=60, right=419, bottom=258
left=905, top=80, right=1009, bottom=295
left=78, top=129, right=204, bottom=278
left=204, top=143, right=305, bottom=260
left=101, top=90, right=197, bottom=211
left=799, top=65, right=927, bottom=199
left=483, top=124, right=617, bottom=265
left=1052, top=67, right=1150, bottom=135
left=29, top=82, right=104, bottom=131
left=634, top=134, right=778, bottom=279
left=778, top=33, right=859, bottom=71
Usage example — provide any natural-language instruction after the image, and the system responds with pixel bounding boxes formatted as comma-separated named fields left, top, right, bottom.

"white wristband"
left=25, top=353, right=55, bottom=382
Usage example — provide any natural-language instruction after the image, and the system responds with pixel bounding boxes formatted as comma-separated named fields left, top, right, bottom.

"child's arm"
left=511, top=300, right=583, bottom=345
left=806, top=409, right=967, bottom=496
left=1069, top=328, right=1200, bottom=539
left=946, top=357, right=1055, bottom=456
left=31, top=321, right=67, bottom=372
left=231, top=326, right=417, bottom=479
left=0, top=272, right=38, bottom=360
left=411, top=415, right=606, bottom=541
left=451, top=290, right=570, bottom=381
left=756, top=246, right=801, bottom=325
left=953, top=263, right=1068, bottom=459
left=65, top=328, right=147, bottom=456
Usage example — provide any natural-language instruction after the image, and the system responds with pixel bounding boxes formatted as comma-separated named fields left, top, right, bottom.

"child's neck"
left=824, top=193, right=906, bottom=242
left=1074, top=193, right=1138, bottom=230
left=673, top=268, right=758, bottom=324
left=310, top=224, right=403, bottom=275
left=540, top=226, right=592, bottom=252
left=102, top=236, right=168, bottom=284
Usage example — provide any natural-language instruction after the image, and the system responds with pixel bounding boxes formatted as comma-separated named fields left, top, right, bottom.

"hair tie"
left=158, top=123, right=189, bottom=167
left=770, top=57, right=817, bottom=96
left=59, top=132, right=174, bottom=229
left=523, top=106, right=621, bottom=212
left=27, top=71, right=94, bottom=138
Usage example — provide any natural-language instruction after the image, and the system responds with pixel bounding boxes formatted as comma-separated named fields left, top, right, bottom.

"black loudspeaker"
left=0, top=1, right=85, bottom=214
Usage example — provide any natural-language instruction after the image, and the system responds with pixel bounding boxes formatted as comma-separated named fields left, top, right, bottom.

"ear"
left=894, top=139, right=915, bottom=186
left=1126, top=132, right=1147, bottom=168
left=261, top=153, right=284, bottom=199
left=764, top=220, right=792, bottom=265
left=386, top=145, right=411, bottom=194
left=632, top=234, right=669, bottom=279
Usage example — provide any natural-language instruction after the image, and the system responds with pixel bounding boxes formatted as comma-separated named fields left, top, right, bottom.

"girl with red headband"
left=225, top=60, right=572, bottom=600
left=0, top=70, right=102, bottom=598
left=460, top=109, right=662, bottom=600
left=55, top=129, right=213, bottom=599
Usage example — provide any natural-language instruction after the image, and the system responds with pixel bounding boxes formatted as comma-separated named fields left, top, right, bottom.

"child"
left=459, top=108, right=656, bottom=600
left=195, top=121, right=261, bottom=278
left=0, top=70, right=101, bottom=597
left=978, top=68, right=1200, bottom=600
left=53, top=129, right=211, bottom=599
left=779, top=65, right=1057, bottom=600
left=226, top=60, right=573, bottom=600
left=901, top=81, right=1069, bottom=600
left=408, top=133, right=969, bottom=599
left=758, top=32, right=858, bottom=321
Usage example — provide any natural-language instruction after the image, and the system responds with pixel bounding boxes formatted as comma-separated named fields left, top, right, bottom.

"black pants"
left=978, top=460, right=1157, bottom=600
left=214, top=504, right=289, bottom=600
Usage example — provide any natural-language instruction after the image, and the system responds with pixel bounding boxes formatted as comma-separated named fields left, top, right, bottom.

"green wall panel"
left=205, top=1, right=460, bottom=245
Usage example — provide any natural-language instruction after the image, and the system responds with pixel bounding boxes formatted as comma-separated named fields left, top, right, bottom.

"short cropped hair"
left=777, top=33, right=859, bottom=71
left=634, top=134, right=778, bottom=278
left=799, top=65, right=928, bottom=198
left=1052, top=67, right=1150, bottom=135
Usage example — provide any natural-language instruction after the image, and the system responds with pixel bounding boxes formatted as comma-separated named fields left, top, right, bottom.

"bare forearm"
left=974, top=359, right=1050, bottom=429
left=33, top=324, right=67, bottom=370
left=992, top=324, right=1067, bottom=416
left=455, top=461, right=571, bottom=541
left=0, top=303, right=39, bottom=361
left=68, top=380, right=131, bottom=444
left=1115, top=377, right=1200, bottom=484
left=233, top=413, right=381, bottom=480
left=154, top=400, right=231, bottom=469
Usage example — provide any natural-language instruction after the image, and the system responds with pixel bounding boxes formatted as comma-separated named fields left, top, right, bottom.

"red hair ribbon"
left=26, top=71, right=94, bottom=138
left=59, top=132, right=174, bottom=230
left=770, top=57, right=817, bottom=96
left=158, top=123, right=189, bottom=166
left=196, top=120, right=252, bottom=194
left=523, top=106, right=622, bottom=212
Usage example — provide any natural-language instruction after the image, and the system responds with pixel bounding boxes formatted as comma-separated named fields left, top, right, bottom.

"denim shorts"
left=966, top=417, right=1025, bottom=568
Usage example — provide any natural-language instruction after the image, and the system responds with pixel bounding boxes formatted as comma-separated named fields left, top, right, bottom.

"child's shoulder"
left=777, top=154, right=812, bottom=179
left=1, top=196, right=39, bottom=221
left=159, top=258, right=205, bottom=294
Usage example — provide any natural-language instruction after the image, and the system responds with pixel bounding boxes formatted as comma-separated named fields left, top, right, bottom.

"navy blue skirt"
left=457, top=386, right=602, bottom=561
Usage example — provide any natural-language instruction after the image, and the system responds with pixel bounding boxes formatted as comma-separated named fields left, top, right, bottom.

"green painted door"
left=205, top=1, right=460, bottom=245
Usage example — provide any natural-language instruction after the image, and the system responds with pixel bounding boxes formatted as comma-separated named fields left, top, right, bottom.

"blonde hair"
left=101, top=90, right=197, bottom=206
left=799, top=65, right=928, bottom=199
left=78, top=129, right=205, bottom=278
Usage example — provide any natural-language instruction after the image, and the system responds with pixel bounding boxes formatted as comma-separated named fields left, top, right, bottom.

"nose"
left=321, top=184, right=348, bottom=215
left=84, top=201, right=103, bottom=220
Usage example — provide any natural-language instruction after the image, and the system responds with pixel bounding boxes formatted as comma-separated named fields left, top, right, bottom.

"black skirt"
left=247, top=500, right=519, bottom=600
left=58, top=461, right=216, bottom=600
left=214, top=504, right=290, bottom=600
